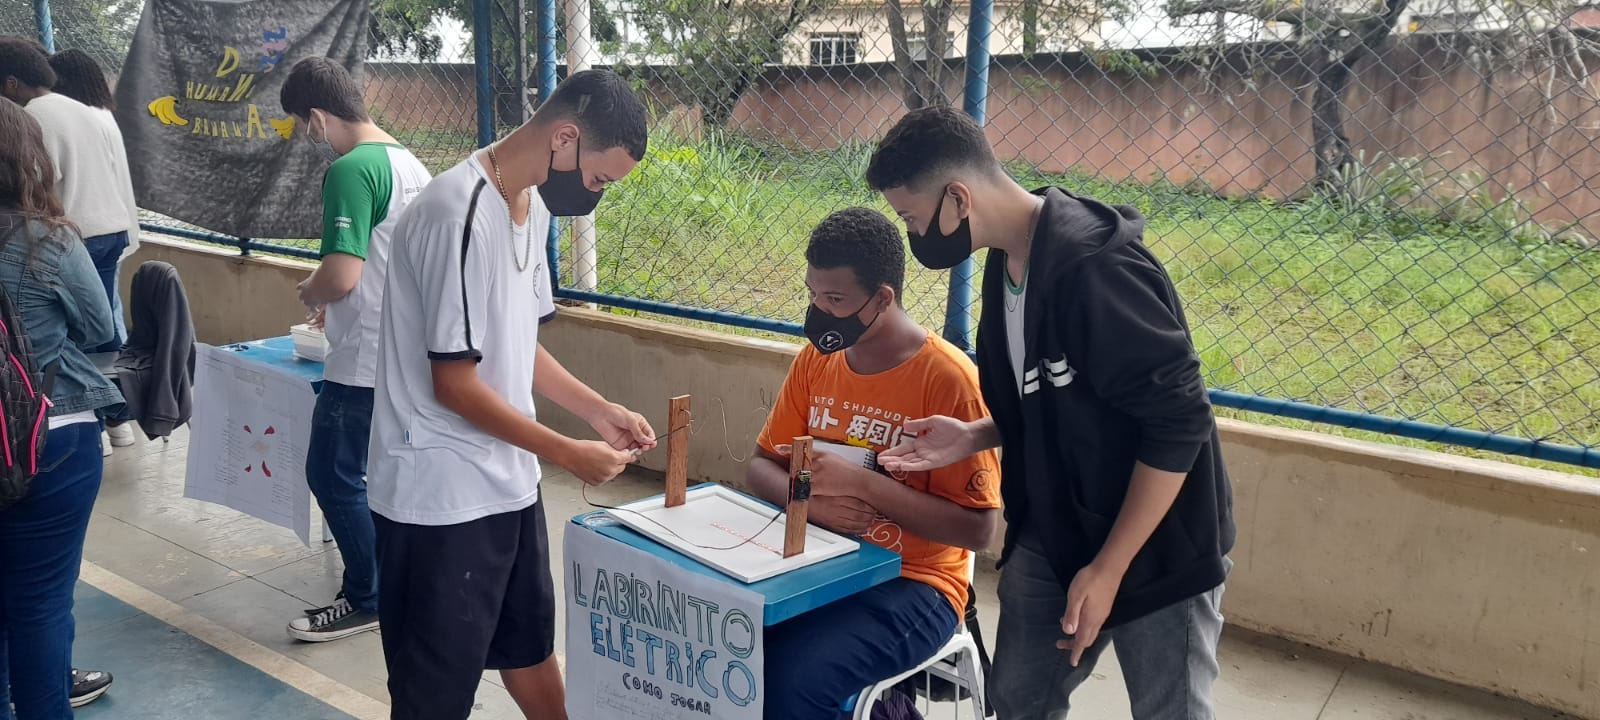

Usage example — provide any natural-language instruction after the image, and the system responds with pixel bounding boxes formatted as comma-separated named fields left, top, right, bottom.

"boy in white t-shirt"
left=277, top=57, right=432, bottom=644
left=369, top=69, right=655, bottom=719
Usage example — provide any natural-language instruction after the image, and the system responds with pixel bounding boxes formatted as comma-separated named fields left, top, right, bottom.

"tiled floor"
left=72, top=428, right=1579, bottom=719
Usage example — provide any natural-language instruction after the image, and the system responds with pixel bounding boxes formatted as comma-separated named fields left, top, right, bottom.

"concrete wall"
left=136, top=238, right=1600, bottom=718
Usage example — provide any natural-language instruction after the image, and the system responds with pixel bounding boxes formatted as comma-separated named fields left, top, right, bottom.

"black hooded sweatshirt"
left=976, top=187, right=1235, bottom=629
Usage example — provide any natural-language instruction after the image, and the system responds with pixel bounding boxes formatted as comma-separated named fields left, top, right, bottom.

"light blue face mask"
left=307, top=112, right=340, bottom=162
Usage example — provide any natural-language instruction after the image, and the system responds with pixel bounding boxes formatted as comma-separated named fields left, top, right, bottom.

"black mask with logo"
left=906, top=188, right=974, bottom=270
left=541, top=135, right=604, bottom=217
left=804, top=297, right=882, bottom=355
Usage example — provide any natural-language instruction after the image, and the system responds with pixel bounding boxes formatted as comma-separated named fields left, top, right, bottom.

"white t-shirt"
left=368, top=151, right=556, bottom=526
left=1005, top=266, right=1028, bottom=395
left=25, top=94, right=141, bottom=256
left=317, top=143, right=432, bottom=388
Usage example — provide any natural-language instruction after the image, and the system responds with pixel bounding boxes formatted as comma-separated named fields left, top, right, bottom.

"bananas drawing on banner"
left=147, top=95, right=188, bottom=126
left=145, top=34, right=300, bottom=140
left=269, top=116, right=296, bottom=139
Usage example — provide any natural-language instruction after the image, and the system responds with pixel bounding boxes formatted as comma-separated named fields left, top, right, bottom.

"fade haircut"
left=535, top=69, right=648, bottom=161
left=0, top=36, right=57, bottom=91
left=866, top=104, right=1002, bottom=192
left=279, top=57, right=369, bottom=122
left=805, top=207, right=907, bottom=302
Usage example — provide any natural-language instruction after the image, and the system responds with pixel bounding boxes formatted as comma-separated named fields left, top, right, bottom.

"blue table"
left=222, top=335, right=325, bottom=389
left=571, top=485, right=901, bottom=625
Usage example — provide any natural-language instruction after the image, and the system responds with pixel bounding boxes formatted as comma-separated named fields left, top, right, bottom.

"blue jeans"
left=989, top=544, right=1228, bottom=720
left=306, top=382, right=378, bottom=613
left=82, top=232, right=128, bottom=355
left=764, top=577, right=959, bottom=720
left=0, top=422, right=105, bottom=720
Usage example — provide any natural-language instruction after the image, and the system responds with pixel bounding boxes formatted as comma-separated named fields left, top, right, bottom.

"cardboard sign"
left=565, top=515, right=765, bottom=720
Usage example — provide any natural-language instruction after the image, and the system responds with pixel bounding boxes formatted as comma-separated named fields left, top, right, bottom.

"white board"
left=607, top=485, right=858, bottom=584
left=565, top=519, right=764, bottom=720
left=184, top=343, right=315, bottom=544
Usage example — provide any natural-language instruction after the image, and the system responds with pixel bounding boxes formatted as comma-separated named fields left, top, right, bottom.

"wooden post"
left=665, top=395, right=690, bottom=508
left=784, top=436, right=814, bottom=558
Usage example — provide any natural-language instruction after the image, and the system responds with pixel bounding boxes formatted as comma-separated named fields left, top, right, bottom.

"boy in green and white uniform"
left=278, top=57, right=432, bottom=642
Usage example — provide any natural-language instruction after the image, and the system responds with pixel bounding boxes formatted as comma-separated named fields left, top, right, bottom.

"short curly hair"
left=50, top=49, right=114, bottom=111
left=866, top=104, right=1000, bottom=192
left=0, top=36, right=57, bottom=91
left=805, top=207, right=906, bottom=302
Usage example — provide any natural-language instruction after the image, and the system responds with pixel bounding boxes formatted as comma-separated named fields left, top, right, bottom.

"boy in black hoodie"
left=870, top=106, right=1235, bottom=719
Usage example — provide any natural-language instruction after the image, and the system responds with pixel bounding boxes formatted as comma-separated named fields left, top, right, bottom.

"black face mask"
left=541, top=136, right=604, bottom=217
left=907, top=189, right=974, bottom=270
left=804, top=297, right=882, bottom=355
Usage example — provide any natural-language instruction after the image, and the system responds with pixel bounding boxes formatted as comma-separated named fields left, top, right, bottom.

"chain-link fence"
left=7, top=0, right=1600, bottom=470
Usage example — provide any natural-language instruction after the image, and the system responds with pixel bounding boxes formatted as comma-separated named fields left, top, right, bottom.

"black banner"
left=114, top=0, right=368, bottom=239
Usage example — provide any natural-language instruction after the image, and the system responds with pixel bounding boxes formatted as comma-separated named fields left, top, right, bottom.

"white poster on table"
left=184, top=343, right=315, bottom=544
left=565, top=515, right=764, bottom=720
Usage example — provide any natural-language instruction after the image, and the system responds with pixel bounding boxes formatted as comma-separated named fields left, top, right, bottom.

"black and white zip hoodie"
left=976, top=187, right=1235, bottom=630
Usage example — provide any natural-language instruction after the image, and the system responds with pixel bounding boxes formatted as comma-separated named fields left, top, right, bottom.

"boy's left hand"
left=592, top=403, right=657, bottom=455
left=771, top=445, right=874, bottom=498
left=1057, top=560, right=1125, bottom=666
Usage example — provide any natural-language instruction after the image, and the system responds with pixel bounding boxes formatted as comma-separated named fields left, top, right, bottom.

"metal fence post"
left=538, top=0, right=561, bottom=291
left=565, top=0, right=598, bottom=305
left=473, top=0, right=494, bottom=148
left=944, top=0, right=993, bottom=351
left=32, top=0, right=54, bottom=53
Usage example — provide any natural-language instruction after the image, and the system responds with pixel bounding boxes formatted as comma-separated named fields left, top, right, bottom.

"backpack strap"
left=41, top=358, right=59, bottom=398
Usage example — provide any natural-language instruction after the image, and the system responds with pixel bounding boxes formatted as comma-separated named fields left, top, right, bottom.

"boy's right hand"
left=564, top=439, right=636, bottom=486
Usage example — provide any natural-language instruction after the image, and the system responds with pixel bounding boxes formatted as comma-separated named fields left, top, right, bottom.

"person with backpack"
left=0, top=97, right=122, bottom=717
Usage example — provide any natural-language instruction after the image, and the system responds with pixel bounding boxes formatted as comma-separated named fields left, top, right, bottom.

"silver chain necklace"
left=487, top=146, right=534, bottom=272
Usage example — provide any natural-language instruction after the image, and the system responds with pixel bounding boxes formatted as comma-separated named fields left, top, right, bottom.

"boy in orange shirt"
left=748, top=207, right=1003, bottom=719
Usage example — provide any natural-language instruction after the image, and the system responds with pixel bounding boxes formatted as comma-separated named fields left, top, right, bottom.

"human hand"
left=561, top=439, right=636, bottom=486
left=772, top=444, right=874, bottom=498
left=807, top=495, right=878, bottom=536
left=306, top=307, right=325, bottom=330
left=590, top=402, right=657, bottom=455
left=877, top=416, right=979, bottom=473
left=296, top=278, right=317, bottom=311
left=1057, top=561, right=1125, bottom=666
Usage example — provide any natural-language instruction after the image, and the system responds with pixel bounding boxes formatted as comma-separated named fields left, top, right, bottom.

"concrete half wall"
left=130, top=238, right=1600, bottom=717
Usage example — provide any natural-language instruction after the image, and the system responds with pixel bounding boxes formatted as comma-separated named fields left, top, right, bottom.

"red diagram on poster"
left=241, top=424, right=279, bottom=477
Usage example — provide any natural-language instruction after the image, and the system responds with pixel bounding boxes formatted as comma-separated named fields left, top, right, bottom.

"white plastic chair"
left=844, top=553, right=988, bottom=719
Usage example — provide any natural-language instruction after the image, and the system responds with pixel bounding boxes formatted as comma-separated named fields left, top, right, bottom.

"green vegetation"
left=277, top=125, right=1600, bottom=475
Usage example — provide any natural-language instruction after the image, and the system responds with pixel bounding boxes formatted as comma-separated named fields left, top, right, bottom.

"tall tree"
left=621, top=0, right=834, bottom=127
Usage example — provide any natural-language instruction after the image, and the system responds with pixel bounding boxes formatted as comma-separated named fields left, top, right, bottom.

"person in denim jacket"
left=0, top=97, right=122, bottom=718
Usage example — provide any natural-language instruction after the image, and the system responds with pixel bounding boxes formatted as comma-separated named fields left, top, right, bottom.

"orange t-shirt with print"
left=757, top=334, right=1003, bottom=618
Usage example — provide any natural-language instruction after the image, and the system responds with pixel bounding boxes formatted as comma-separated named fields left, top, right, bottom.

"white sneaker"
left=106, top=423, right=136, bottom=448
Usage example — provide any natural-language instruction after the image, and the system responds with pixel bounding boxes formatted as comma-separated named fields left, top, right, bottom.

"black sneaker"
left=69, top=668, right=113, bottom=708
left=303, top=591, right=347, bottom=617
left=287, top=596, right=379, bottom=642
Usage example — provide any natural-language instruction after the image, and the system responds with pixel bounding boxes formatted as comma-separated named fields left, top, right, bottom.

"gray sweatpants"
left=988, top=544, right=1228, bottom=720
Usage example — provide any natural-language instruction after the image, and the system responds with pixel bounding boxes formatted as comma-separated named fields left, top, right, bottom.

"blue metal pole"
left=945, top=0, right=993, bottom=351
left=32, top=0, right=54, bottom=53
left=473, top=0, right=494, bottom=147
left=537, top=0, right=561, bottom=289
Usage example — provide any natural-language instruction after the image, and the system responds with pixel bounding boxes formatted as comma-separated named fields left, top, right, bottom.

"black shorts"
left=373, top=500, right=556, bottom=720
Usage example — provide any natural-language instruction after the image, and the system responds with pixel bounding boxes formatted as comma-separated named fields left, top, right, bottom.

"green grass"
left=283, top=125, right=1600, bottom=475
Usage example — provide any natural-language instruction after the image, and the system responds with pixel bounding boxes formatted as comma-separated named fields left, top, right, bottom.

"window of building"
left=809, top=33, right=860, bottom=65
left=907, top=32, right=957, bottom=60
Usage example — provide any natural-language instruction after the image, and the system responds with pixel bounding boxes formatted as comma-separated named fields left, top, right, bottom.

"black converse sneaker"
left=287, top=595, right=379, bottom=642
left=69, top=668, right=113, bottom=708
